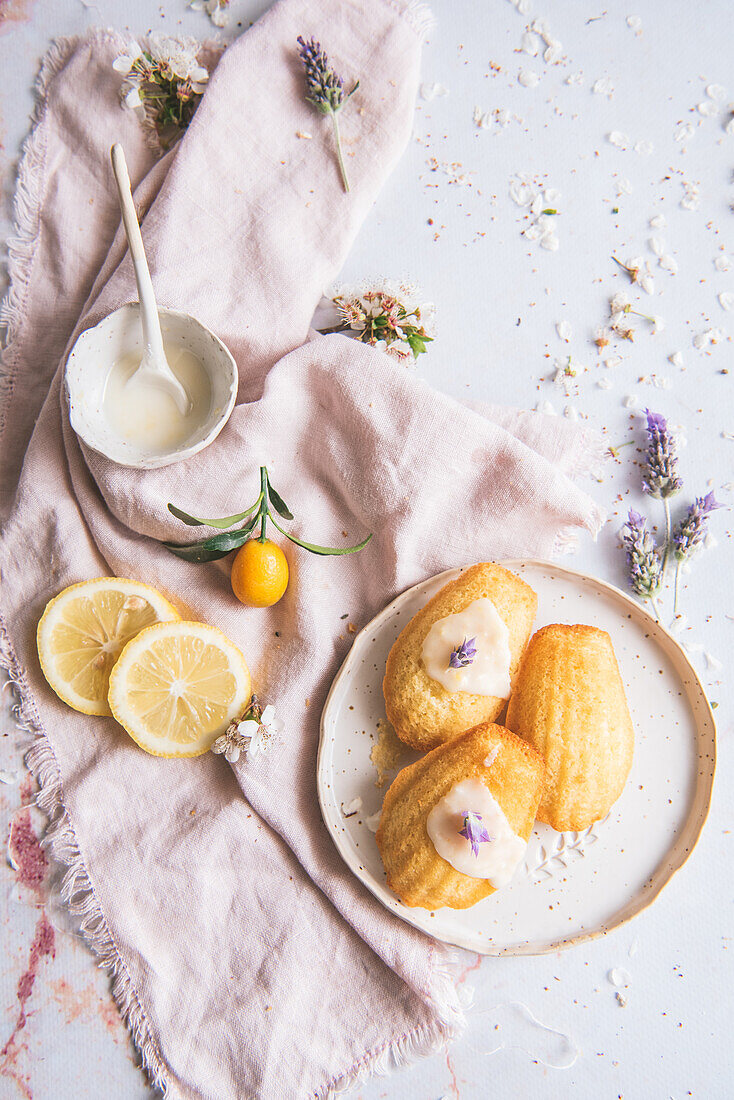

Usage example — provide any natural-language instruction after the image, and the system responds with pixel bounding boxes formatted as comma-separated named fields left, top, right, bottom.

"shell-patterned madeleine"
left=505, top=624, right=634, bottom=832
left=376, top=723, right=544, bottom=910
left=383, top=563, right=537, bottom=751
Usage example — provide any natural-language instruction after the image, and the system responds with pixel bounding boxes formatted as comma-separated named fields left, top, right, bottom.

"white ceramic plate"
left=317, top=561, right=716, bottom=956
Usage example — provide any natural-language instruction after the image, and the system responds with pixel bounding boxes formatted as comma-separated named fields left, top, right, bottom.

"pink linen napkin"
left=0, top=3, right=605, bottom=1097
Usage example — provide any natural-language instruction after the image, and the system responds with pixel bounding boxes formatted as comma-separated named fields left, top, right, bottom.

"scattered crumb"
left=370, top=719, right=407, bottom=787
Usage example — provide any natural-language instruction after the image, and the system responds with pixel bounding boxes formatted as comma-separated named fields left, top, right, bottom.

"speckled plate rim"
left=317, top=559, right=717, bottom=956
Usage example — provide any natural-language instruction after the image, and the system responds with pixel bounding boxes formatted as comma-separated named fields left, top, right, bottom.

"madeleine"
left=376, top=723, right=544, bottom=910
left=383, top=563, right=537, bottom=751
left=506, top=623, right=634, bottom=831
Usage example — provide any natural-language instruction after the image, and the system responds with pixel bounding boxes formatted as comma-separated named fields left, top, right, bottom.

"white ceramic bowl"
left=65, top=304, right=238, bottom=469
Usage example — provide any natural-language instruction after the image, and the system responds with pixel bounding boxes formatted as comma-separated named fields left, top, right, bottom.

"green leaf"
left=163, top=514, right=258, bottom=562
left=269, top=514, right=372, bottom=556
left=540, top=208, right=558, bottom=215
left=406, top=332, right=433, bottom=358
left=266, top=475, right=294, bottom=521
left=167, top=495, right=262, bottom=529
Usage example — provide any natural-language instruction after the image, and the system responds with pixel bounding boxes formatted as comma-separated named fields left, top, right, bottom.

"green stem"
left=650, top=595, right=662, bottom=624
left=258, top=466, right=268, bottom=543
left=331, top=111, right=350, bottom=193
left=673, top=561, right=682, bottom=618
left=661, top=497, right=672, bottom=580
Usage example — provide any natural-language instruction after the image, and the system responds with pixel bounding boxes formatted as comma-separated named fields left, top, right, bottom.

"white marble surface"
left=1, top=0, right=732, bottom=1097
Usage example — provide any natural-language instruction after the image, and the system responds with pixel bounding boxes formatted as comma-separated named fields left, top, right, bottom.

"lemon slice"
left=108, top=620, right=251, bottom=757
left=37, top=578, right=180, bottom=716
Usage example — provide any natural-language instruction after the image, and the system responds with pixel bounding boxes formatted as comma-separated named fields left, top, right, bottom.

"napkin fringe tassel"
left=0, top=35, right=79, bottom=424
left=316, top=946, right=467, bottom=1098
left=0, top=622, right=173, bottom=1097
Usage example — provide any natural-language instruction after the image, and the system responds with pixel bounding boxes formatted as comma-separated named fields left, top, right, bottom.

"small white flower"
left=211, top=701, right=282, bottom=764
left=124, top=84, right=143, bottom=109
left=610, top=290, right=631, bottom=316
left=113, top=45, right=143, bottom=74
left=237, top=704, right=282, bottom=759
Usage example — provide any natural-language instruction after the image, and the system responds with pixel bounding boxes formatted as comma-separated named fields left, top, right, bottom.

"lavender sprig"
left=642, top=409, right=682, bottom=499
left=672, top=492, right=723, bottom=615
left=448, top=637, right=477, bottom=669
left=621, top=509, right=663, bottom=619
left=642, top=409, right=682, bottom=579
left=459, top=810, right=492, bottom=858
left=297, top=36, right=359, bottom=193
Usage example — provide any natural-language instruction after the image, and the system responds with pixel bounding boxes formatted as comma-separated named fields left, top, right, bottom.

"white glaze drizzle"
left=421, top=598, right=511, bottom=697
left=426, top=778, right=526, bottom=888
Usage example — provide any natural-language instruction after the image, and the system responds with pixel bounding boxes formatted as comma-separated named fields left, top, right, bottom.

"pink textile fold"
left=0, top=4, right=605, bottom=1098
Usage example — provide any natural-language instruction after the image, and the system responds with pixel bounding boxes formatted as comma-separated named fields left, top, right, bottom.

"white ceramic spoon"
left=110, top=143, right=191, bottom=416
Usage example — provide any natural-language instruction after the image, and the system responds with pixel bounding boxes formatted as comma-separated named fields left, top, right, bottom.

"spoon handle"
left=110, top=143, right=166, bottom=362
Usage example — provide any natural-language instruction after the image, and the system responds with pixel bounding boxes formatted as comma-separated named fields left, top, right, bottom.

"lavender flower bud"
left=672, top=491, right=723, bottom=562
left=297, top=36, right=346, bottom=114
left=620, top=509, right=663, bottom=599
left=448, top=637, right=477, bottom=669
left=641, top=409, right=682, bottom=499
left=459, top=811, right=492, bottom=857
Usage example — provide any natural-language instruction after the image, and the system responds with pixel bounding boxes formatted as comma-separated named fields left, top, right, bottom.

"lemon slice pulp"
left=108, top=620, right=251, bottom=757
left=37, top=578, right=180, bottom=716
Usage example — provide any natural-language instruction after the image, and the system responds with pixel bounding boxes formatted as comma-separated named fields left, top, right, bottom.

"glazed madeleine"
left=383, top=563, right=537, bottom=751
left=505, top=624, right=634, bottom=832
left=376, top=722, right=544, bottom=910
